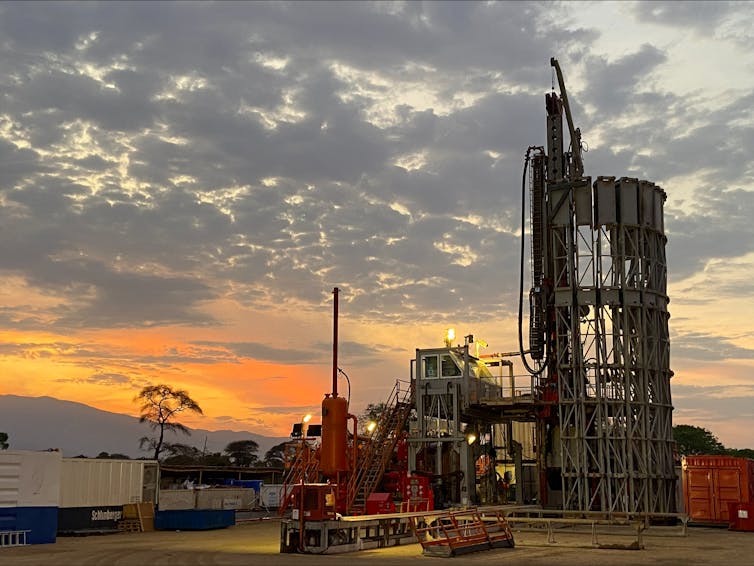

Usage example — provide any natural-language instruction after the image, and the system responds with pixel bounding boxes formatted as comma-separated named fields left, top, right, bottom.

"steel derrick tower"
left=525, top=59, right=676, bottom=514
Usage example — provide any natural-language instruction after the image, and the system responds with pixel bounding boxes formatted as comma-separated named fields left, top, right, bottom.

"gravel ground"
left=2, top=519, right=753, bottom=565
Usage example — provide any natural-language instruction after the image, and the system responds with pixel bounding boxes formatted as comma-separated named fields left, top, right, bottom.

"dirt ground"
left=2, top=519, right=754, bottom=566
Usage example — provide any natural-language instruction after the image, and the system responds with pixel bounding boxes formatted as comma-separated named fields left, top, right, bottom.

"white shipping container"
left=195, top=488, right=257, bottom=510
left=59, top=458, right=157, bottom=508
left=158, top=489, right=196, bottom=510
left=260, top=484, right=289, bottom=508
left=0, top=450, right=62, bottom=508
left=0, top=451, right=62, bottom=544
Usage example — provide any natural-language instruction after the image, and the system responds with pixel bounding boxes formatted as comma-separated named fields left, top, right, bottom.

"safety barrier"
left=0, top=530, right=29, bottom=547
left=411, top=509, right=514, bottom=557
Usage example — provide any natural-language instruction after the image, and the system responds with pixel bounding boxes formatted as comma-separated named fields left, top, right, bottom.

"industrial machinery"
left=407, top=337, right=531, bottom=508
left=281, top=57, right=677, bottom=554
left=407, top=58, right=676, bottom=516
left=280, top=288, right=416, bottom=519
left=522, top=58, right=676, bottom=515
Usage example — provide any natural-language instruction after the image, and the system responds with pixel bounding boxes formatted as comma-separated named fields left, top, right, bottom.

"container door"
left=714, top=468, right=743, bottom=523
left=685, top=468, right=713, bottom=522
left=142, top=463, right=159, bottom=505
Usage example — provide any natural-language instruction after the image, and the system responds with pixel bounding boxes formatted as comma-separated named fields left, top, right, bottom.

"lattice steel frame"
left=549, top=176, right=675, bottom=514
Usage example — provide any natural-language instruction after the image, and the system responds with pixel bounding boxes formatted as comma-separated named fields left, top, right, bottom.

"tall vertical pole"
left=332, top=287, right=339, bottom=397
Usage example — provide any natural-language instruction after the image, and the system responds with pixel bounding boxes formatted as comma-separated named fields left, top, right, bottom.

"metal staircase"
left=278, top=441, right=320, bottom=515
left=347, top=379, right=414, bottom=514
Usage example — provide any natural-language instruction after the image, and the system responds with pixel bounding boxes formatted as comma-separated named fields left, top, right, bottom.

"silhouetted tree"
left=160, top=442, right=231, bottom=466
left=263, top=441, right=289, bottom=467
left=160, top=442, right=203, bottom=466
left=135, top=384, right=203, bottom=460
left=727, top=448, right=754, bottom=459
left=358, top=402, right=387, bottom=434
left=0, top=432, right=9, bottom=450
left=224, top=440, right=259, bottom=466
left=673, top=424, right=726, bottom=456
left=96, top=452, right=131, bottom=460
left=202, top=452, right=232, bottom=466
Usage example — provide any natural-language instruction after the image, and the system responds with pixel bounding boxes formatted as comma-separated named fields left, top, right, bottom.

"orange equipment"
left=320, top=393, right=349, bottom=476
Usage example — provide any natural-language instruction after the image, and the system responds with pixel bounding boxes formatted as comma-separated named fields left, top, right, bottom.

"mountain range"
left=0, top=394, right=288, bottom=460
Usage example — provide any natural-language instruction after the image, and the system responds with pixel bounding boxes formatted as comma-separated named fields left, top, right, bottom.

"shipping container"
left=154, top=509, right=235, bottom=530
left=195, top=488, right=257, bottom=510
left=682, top=455, right=754, bottom=525
left=728, top=502, right=754, bottom=531
left=222, top=479, right=263, bottom=492
left=0, top=450, right=62, bottom=545
left=57, top=458, right=158, bottom=533
left=158, top=489, right=196, bottom=511
left=260, top=484, right=285, bottom=508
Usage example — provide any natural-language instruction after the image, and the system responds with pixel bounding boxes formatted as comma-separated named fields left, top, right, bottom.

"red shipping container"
left=683, top=456, right=754, bottom=525
left=728, top=502, right=754, bottom=531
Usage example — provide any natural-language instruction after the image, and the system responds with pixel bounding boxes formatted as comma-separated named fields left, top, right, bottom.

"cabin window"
left=441, top=354, right=461, bottom=377
left=423, top=355, right=439, bottom=378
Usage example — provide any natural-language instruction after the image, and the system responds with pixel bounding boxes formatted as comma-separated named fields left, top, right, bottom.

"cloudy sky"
left=1, top=1, right=753, bottom=448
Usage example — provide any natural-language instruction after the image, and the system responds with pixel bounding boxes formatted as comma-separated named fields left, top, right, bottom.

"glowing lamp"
left=444, top=328, right=456, bottom=347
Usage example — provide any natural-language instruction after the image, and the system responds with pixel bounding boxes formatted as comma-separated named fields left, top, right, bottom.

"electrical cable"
left=337, top=367, right=351, bottom=407
left=518, top=147, right=548, bottom=377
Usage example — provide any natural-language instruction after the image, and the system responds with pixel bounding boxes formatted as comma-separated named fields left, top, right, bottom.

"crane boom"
left=550, top=57, right=583, bottom=179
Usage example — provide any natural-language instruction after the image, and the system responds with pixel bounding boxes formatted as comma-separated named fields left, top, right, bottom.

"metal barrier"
left=0, top=530, right=30, bottom=547
left=411, top=509, right=515, bottom=557
left=505, top=516, right=644, bottom=549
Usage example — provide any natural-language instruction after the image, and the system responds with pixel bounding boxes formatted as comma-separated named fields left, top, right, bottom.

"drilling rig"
left=280, top=58, right=677, bottom=555
left=522, top=58, right=676, bottom=514
left=407, top=58, right=676, bottom=516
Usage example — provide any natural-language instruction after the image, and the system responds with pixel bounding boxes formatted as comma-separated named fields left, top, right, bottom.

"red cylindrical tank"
left=321, top=394, right=349, bottom=477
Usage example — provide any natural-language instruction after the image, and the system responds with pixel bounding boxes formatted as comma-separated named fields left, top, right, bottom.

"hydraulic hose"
left=518, top=147, right=548, bottom=377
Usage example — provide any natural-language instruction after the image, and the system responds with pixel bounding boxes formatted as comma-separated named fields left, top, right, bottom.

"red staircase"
left=346, top=379, right=414, bottom=514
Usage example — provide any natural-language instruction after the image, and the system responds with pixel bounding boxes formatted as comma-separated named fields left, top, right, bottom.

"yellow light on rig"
left=466, top=432, right=477, bottom=445
left=300, top=413, right=313, bottom=439
left=444, top=328, right=456, bottom=347
left=366, top=421, right=377, bottom=433
left=475, top=338, right=488, bottom=357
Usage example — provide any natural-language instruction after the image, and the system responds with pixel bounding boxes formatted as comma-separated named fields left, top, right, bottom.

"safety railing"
left=346, top=379, right=413, bottom=513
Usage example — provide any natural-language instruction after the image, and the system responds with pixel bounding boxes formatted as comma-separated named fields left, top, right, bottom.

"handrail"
left=346, top=379, right=414, bottom=512
left=279, top=441, right=320, bottom=515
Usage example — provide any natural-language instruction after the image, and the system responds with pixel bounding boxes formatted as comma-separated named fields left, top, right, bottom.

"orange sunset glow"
left=2, top=2, right=754, bottom=456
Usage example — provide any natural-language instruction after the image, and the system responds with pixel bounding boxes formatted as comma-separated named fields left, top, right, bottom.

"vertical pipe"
left=350, top=414, right=358, bottom=472
left=332, top=287, right=339, bottom=397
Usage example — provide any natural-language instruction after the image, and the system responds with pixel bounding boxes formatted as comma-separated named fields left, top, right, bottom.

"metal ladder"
left=347, top=379, right=414, bottom=514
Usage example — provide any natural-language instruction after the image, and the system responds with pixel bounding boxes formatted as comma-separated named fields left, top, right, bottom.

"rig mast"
left=526, top=58, right=676, bottom=514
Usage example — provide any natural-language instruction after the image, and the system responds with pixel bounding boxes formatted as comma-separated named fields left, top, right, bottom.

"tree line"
left=672, top=424, right=754, bottom=459
left=1, top=385, right=749, bottom=463
left=0, top=384, right=287, bottom=467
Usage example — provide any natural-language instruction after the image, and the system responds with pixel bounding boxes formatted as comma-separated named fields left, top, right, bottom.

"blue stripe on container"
left=0, top=507, right=58, bottom=544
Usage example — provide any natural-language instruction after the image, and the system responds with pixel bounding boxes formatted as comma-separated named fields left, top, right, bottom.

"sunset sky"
left=1, top=1, right=754, bottom=449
